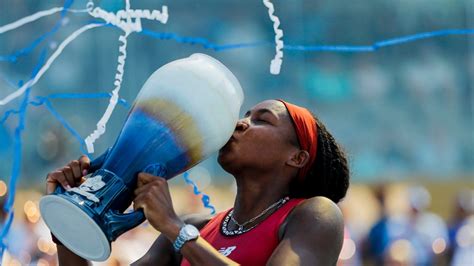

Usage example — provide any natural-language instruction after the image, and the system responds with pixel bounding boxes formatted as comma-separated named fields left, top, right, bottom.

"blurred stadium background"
left=0, top=0, right=473, bottom=265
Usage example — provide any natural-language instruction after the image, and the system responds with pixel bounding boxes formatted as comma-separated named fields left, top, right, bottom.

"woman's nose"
left=235, top=119, right=249, bottom=131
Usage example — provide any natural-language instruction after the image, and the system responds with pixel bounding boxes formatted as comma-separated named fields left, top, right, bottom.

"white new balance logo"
left=218, top=246, right=237, bottom=257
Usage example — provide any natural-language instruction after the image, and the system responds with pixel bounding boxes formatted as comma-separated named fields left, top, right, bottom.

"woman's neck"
left=232, top=171, right=290, bottom=223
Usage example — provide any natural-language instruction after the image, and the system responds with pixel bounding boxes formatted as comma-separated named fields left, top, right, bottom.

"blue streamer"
left=46, top=92, right=111, bottom=99
left=45, top=92, right=130, bottom=108
left=284, top=29, right=474, bottom=52
left=0, top=49, right=47, bottom=259
left=0, top=109, right=21, bottom=125
left=42, top=97, right=90, bottom=155
left=182, top=172, right=216, bottom=215
left=138, top=28, right=474, bottom=53
left=139, top=29, right=270, bottom=51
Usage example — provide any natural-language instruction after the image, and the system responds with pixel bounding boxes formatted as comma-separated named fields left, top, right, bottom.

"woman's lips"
left=221, top=136, right=237, bottom=150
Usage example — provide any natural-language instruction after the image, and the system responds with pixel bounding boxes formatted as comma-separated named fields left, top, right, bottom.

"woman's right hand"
left=46, top=155, right=92, bottom=194
left=45, top=155, right=95, bottom=266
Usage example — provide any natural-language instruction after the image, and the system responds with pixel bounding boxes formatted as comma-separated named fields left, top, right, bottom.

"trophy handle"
left=105, top=164, right=168, bottom=241
left=105, top=209, right=146, bottom=241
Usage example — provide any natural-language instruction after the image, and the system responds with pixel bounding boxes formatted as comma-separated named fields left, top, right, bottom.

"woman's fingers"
left=137, top=172, right=157, bottom=187
left=78, top=155, right=91, bottom=176
left=46, top=171, right=70, bottom=194
left=134, top=184, right=148, bottom=196
left=133, top=193, right=147, bottom=211
left=134, top=178, right=163, bottom=196
left=132, top=173, right=179, bottom=233
left=69, top=160, right=82, bottom=179
left=62, top=167, right=75, bottom=187
left=45, top=155, right=93, bottom=195
left=46, top=172, right=59, bottom=194
left=134, top=174, right=168, bottom=205
left=137, top=172, right=168, bottom=188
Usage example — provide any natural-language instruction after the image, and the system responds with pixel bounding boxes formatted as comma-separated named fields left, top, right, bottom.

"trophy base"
left=40, top=194, right=111, bottom=261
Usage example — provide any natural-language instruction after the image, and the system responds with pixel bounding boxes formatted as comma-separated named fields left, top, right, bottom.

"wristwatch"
left=173, top=224, right=200, bottom=252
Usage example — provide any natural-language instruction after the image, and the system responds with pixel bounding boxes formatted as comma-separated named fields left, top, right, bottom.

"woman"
left=46, top=99, right=350, bottom=265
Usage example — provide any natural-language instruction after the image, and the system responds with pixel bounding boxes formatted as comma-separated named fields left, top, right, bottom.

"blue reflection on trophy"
left=39, top=53, right=244, bottom=261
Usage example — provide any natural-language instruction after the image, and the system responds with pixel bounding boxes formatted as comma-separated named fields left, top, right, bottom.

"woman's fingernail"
left=65, top=185, right=71, bottom=190
left=82, top=170, right=88, bottom=176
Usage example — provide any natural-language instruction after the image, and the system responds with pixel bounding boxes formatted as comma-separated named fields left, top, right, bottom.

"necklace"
left=221, top=196, right=290, bottom=236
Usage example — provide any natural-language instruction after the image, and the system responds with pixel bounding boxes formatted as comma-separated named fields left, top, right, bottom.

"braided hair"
left=289, top=115, right=350, bottom=203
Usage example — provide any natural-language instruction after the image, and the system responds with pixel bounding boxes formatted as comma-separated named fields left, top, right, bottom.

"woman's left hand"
left=133, top=173, right=184, bottom=240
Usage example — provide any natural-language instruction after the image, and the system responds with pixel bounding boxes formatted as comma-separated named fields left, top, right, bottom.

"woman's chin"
left=217, top=150, right=229, bottom=165
left=218, top=149, right=236, bottom=169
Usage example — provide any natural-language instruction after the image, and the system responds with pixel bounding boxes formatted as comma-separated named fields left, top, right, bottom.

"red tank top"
left=181, top=198, right=305, bottom=266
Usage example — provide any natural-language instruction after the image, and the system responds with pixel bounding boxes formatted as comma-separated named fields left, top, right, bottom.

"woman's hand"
left=133, top=173, right=184, bottom=241
left=132, top=173, right=240, bottom=266
left=44, top=155, right=93, bottom=266
left=45, top=155, right=92, bottom=194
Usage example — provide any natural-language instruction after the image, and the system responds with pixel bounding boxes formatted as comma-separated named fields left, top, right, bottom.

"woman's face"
left=218, top=100, right=299, bottom=175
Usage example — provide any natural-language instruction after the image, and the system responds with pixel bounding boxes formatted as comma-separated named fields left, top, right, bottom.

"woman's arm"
left=132, top=229, right=237, bottom=266
left=45, top=156, right=94, bottom=266
left=267, top=197, right=345, bottom=266
left=133, top=173, right=239, bottom=266
left=132, top=213, right=212, bottom=266
left=57, top=246, right=90, bottom=266
left=131, top=232, right=179, bottom=266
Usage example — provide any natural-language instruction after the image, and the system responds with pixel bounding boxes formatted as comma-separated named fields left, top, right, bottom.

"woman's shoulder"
left=274, top=196, right=345, bottom=262
left=295, top=196, right=341, bottom=213
left=293, top=196, right=342, bottom=220
left=286, top=196, right=344, bottom=232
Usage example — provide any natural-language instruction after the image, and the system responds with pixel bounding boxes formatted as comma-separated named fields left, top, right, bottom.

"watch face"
left=183, top=225, right=200, bottom=238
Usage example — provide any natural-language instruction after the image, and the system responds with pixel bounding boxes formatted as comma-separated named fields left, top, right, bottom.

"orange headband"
left=278, top=100, right=318, bottom=179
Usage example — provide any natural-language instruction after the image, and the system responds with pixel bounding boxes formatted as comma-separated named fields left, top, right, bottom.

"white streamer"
left=84, top=34, right=127, bottom=153
left=0, top=7, right=88, bottom=35
left=87, top=1, right=168, bottom=34
left=0, top=24, right=103, bottom=106
left=84, top=0, right=168, bottom=153
left=262, top=0, right=284, bottom=75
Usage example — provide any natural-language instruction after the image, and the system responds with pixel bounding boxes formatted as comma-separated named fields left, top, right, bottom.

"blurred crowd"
left=338, top=185, right=474, bottom=266
left=1, top=183, right=473, bottom=266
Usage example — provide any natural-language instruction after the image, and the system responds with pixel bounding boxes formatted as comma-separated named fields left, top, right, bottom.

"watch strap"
left=173, top=224, right=199, bottom=252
